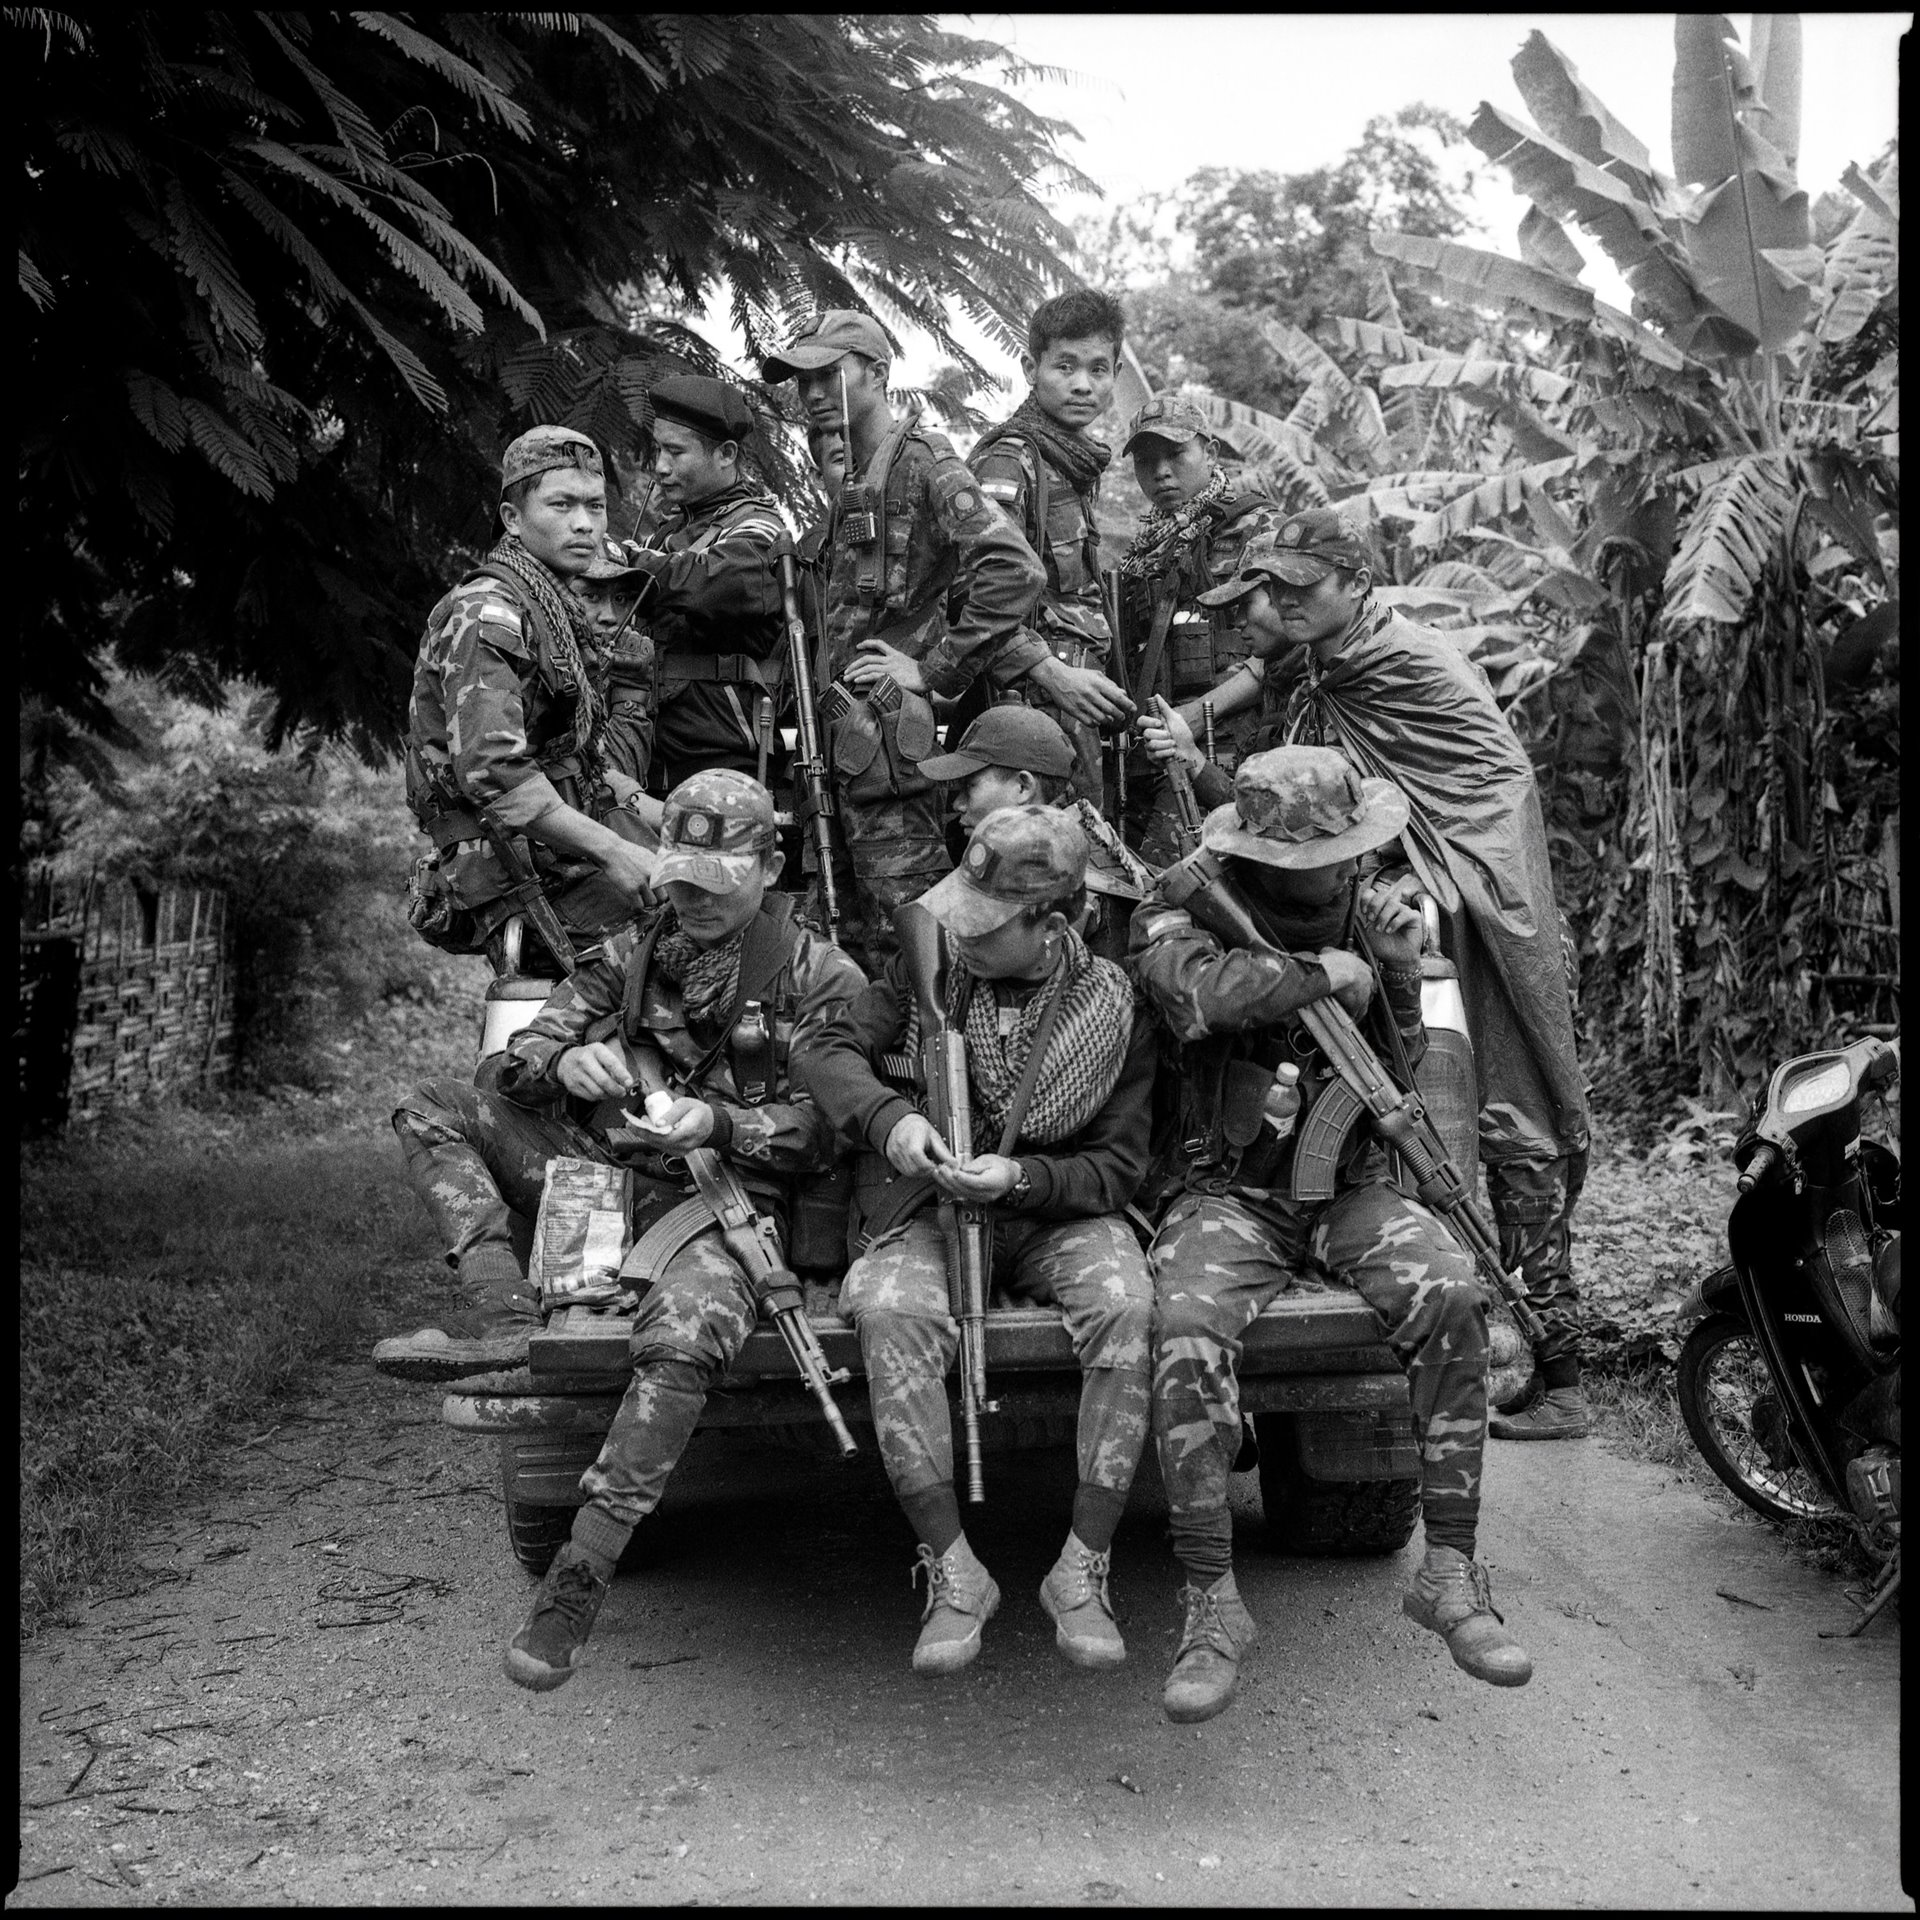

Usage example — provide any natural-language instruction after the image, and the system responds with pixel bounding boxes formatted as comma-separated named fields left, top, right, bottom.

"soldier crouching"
left=797, top=806, right=1157, bottom=1675
left=1131, top=746, right=1531, bottom=1724
left=375, top=771, right=864, bottom=1692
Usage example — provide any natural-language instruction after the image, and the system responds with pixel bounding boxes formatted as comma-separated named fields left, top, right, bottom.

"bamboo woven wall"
left=19, top=873, right=236, bottom=1123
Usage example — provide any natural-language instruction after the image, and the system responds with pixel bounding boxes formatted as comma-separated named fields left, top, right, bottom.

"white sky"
left=702, top=12, right=1908, bottom=393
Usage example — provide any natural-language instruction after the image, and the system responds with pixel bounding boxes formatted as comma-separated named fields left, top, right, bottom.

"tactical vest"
left=994, top=436, right=1108, bottom=646
left=643, top=492, right=788, bottom=705
left=1128, top=491, right=1270, bottom=700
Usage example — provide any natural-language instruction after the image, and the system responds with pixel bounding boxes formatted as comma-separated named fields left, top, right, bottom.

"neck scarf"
left=651, top=909, right=746, bottom=1040
left=1119, top=465, right=1233, bottom=580
left=954, top=928, right=1134, bottom=1149
left=487, top=535, right=608, bottom=777
left=973, top=395, right=1112, bottom=498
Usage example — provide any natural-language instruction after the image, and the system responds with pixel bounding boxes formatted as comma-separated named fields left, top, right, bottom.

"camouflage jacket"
left=501, top=898, right=866, bottom=1189
left=1128, top=882, right=1426, bottom=1204
left=821, top=417, right=1046, bottom=697
left=634, top=482, right=790, bottom=772
left=1119, top=483, right=1283, bottom=701
left=405, top=561, right=651, bottom=852
left=970, top=429, right=1110, bottom=682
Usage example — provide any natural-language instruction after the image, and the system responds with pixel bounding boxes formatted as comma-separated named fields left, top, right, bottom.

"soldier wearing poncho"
left=798, top=807, right=1157, bottom=1678
left=404, top=425, right=657, bottom=968
left=1131, top=746, right=1533, bottom=1724
left=1146, top=508, right=1594, bottom=1440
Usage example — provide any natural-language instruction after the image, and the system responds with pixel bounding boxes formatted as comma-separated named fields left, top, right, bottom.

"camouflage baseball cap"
left=1121, top=393, right=1214, bottom=455
left=1201, top=745, right=1410, bottom=871
left=760, top=310, right=893, bottom=383
left=500, top=425, right=603, bottom=496
left=652, top=770, right=779, bottom=894
left=579, top=533, right=653, bottom=582
left=917, top=806, right=1088, bottom=937
left=918, top=706, right=1075, bottom=782
left=1199, top=511, right=1375, bottom=602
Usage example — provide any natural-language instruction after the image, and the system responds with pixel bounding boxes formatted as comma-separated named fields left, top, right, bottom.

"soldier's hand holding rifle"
left=883, top=1113, right=1017, bottom=1199
left=1138, top=693, right=1206, bottom=776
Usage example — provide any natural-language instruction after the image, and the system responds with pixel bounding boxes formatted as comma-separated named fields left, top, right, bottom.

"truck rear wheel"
left=1254, top=1410, right=1421, bottom=1557
left=498, top=1433, right=593, bottom=1576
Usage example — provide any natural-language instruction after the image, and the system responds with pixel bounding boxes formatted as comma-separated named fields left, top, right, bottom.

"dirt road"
left=15, top=1355, right=1906, bottom=1910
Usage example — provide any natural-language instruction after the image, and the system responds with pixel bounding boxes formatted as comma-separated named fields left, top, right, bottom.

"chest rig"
left=1130, top=499, right=1264, bottom=701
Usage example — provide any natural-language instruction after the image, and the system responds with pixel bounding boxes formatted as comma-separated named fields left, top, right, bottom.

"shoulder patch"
left=478, top=602, right=523, bottom=631
left=1135, top=906, right=1193, bottom=946
left=980, top=476, right=1022, bottom=503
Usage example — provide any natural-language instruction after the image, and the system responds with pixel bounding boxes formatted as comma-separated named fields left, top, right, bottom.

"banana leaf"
left=1660, top=451, right=1796, bottom=624
left=1510, top=30, right=1677, bottom=217
left=1369, top=231, right=1593, bottom=324
left=1317, top=314, right=1445, bottom=364
left=1680, top=168, right=1814, bottom=354
left=1840, top=157, right=1899, bottom=228
left=1671, top=14, right=1762, bottom=188
left=1746, top=15, right=1802, bottom=175
left=1404, top=457, right=1580, bottom=547
left=1817, top=173, right=1898, bottom=344
left=1518, top=206, right=1588, bottom=281
left=1378, top=355, right=1573, bottom=408
left=1260, top=318, right=1394, bottom=472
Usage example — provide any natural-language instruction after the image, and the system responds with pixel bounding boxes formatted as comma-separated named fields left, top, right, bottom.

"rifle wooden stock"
left=476, top=814, right=587, bottom=974
left=1156, top=848, right=1547, bottom=1348
left=1161, top=745, right=1208, bottom=854
left=776, top=549, right=842, bottom=940
left=683, top=1148, right=859, bottom=1458
left=894, top=902, right=995, bottom=1504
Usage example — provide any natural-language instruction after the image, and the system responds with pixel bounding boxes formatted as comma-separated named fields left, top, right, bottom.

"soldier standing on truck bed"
left=1143, top=509, right=1594, bottom=1441
left=797, top=807, right=1157, bottom=1677
left=759, top=310, right=1046, bottom=979
left=623, top=375, right=792, bottom=796
left=1113, top=397, right=1282, bottom=868
left=1131, top=746, right=1533, bottom=1724
left=374, top=773, right=865, bottom=1692
left=404, top=426, right=658, bottom=972
left=968, top=289, right=1137, bottom=808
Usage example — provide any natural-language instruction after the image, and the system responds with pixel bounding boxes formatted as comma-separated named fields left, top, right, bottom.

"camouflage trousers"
left=805, top=782, right=950, bottom=980
left=392, top=1078, right=607, bottom=1272
left=1487, top=1151, right=1589, bottom=1370
left=1151, top=1179, right=1488, bottom=1554
left=840, top=1210, right=1154, bottom=1502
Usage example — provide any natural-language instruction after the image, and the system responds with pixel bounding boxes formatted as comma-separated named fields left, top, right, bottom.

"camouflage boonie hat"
left=500, top=425, right=603, bottom=496
left=652, top=770, right=779, bottom=894
left=1199, top=511, right=1375, bottom=602
left=760, top=310, right=893, bottom=383
left=1201, top=744, right=1410, bottom=871
left=917, top=805, right=1088, bottom=937
left=1121, top=393, right=1213, bottom=455
left=579, top=534, right=652, bottom=582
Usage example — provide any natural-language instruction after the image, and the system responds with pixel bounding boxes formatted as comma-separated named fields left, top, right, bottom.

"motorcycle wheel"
left=1677, top=1314, right=1842, bottom=1523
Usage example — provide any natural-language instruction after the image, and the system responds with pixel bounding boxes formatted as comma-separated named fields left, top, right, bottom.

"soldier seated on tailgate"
left=796, top=807, right=1157, bottom=1678
left=1130, top=745, right=1532, bottom=1725
left=374, top=772, right=865, bottom=1689
left=917, top=705, right=1152, bottom=966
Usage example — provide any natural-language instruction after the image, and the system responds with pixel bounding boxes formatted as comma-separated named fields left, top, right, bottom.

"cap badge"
left=1281, top=522, right=1303, bottom=544
left=683, top=813, right=712, bottom=843
left=966, top=842, right=989, bottom=871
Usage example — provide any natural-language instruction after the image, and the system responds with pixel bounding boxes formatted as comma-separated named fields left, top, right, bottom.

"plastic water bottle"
left=1262, top=1062, right=1302, bottom=1138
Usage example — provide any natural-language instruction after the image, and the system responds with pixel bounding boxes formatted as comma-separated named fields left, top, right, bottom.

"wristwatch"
left=1008, top=1162, right=1033, bottom=1202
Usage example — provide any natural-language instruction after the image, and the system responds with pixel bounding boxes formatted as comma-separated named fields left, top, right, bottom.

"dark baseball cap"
left=917, top=806, right=1088, bottom=936
left=918, top=706, right=1075, bottom=782
left=760, top=310, right=893, bottom=383
left=650, top=373, right=757, bottom=445
left=1198, top=512, right=1376, bottom=602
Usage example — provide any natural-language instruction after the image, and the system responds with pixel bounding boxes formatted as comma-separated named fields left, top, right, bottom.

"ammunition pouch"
left=821, top=674, right=938, bottom=805
left=788, top=1160, right=855, bottom=1271
left=404, top=849, right=486, bottom=955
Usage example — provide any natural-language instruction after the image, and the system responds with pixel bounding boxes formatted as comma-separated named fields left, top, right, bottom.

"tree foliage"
left=19, top=11, right=1086, bottom=751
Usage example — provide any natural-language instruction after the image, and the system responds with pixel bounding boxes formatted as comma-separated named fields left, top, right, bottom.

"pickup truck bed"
left=442, top=1289, right=1423, bottom=1571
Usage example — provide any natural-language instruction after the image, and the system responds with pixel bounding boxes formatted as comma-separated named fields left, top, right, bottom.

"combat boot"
left=910, top=1535, right=1000, bottom=1675
left=373, top=1246, right=542, bottom=1382
left=504, top=1542, right=611, bottom=1692
left=1162, top=1570, right=1258, bottom=1723
left=1039, top=1535, right=1126, bottom=1670
left=1402, top=1544, right=1532, bottom=1686
left=1489, top=1385, right=1592, bottom=1441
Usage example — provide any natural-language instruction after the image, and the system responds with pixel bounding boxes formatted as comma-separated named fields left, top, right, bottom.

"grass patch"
left=19, top=990, right=483, bottom=1640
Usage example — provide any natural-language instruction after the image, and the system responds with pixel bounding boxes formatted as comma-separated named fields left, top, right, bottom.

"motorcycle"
left=1676, top=1036, right=1901, bottom=1634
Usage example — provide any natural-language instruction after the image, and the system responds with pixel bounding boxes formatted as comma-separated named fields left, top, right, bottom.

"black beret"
left=649, top=374, right=756, bottom=445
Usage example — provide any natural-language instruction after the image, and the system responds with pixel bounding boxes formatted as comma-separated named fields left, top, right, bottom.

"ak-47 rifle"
left=683, top=1148, right=859, bottom=1458
left=1157, top=709, right=1209, bottom=855
left=894, top=901, right=996, bottom=1503
left=1154, top=846, right=1548, bottom=1349
left=475, top=812, right=592, bottom=975
left=777, top=543, right=842, bottom=940
left=1100, top=567, right=1130, bottom=822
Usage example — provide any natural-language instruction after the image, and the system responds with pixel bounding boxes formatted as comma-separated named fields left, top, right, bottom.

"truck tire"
left=498, top=1433, right=593, bottom=1576
left=501, top=1475, right=575, bottom=1574
left=1254, top=1410, right=1421, bottom=1557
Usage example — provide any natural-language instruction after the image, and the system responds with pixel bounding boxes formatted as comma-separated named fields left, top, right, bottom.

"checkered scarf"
left=488, top=535, right=608, bottom=783
left=1118, top=464, right=1232, bottom=580
left=955, top=930, right=1134, bottom=1149
left=651, top=911, right=745, bottom=1039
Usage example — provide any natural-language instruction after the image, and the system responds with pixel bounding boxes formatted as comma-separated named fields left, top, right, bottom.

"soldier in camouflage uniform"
left=377, top=772, right=863, bottom=1691
left=404, top=426, right=657, bottom=970
left=969, top=289, right=1136, bottom=808
left=1132, top=746, right=1532, bottom=1722
left=798, top=808, right=1156, bottom=1676
left=623, top=375, right=791, bottom=795
left=1147, top=509, right=1594, bottom=1439
left=761, top=310, right=1046, bottom=978
left=1113, top=397, right=1282, bottom=867
left=919, top=704, right=1154, bottom=968
left=567, top=533, right=659, bottom=830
